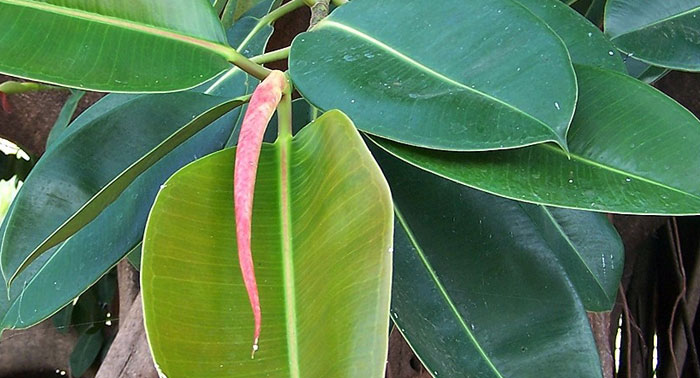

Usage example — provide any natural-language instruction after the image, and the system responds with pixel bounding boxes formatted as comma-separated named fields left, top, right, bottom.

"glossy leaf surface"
left=623, top=55, right=671, bottom=83
left=374, top=148, right=602, bottom=377
left=290, top=0, right=577, bottom=151
left=143, top=111, right=393, bottom=377
left=0, top=0, right=233, bottom=92
left=518, top=205, right=623, bottom=311
left=70, top=327, right=104, bottom=377
left=605, top=0, right=700, bottom=70
left=373, top=65, right=700, bottom=215
left=515, top=0, right=625, bottom=72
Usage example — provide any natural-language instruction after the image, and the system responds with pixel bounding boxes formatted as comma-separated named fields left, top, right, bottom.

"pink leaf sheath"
left=234, top=70, right=287, bottom=358
left=0, top=92, right=11, bottom=113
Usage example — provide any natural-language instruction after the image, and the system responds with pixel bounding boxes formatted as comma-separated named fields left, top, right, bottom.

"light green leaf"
left=515, top=0, right=625, bottom=72
left=142, top=110, right=393, bottom=377
left=605, top=0, right=700, bottom=70
left=374, top=148, right=602, bottom=377
left=0, top=0, right=235, bottom=92
left=372, top=64, right=700, bottom=215
left=290, top=0, right=577, bottom=151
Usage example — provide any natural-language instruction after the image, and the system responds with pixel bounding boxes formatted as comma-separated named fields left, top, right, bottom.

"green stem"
left=277, top=84, right=294, bottom=140
left=250, top=47, right=291, bottom=64
left=0, top=81, right=64, bottom=94
left=330, top=0, right=347, bottom=6
left=237, top=0, right=309, bottom=50
left=225, top=48, right=271, bottom=80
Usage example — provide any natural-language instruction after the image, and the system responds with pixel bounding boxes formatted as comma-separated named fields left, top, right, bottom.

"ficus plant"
left=0, top=0, right=698, bottom=377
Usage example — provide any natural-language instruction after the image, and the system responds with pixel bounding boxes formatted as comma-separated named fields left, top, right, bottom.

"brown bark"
left=386, top=329, right=432, bottom=378
left=95, top=293, right=158, bottom=378
left=0, top=320, right=77, bottom=378
left=117, top=261, right=140, bottom=317
left=588, top=312, right=614, bottom=378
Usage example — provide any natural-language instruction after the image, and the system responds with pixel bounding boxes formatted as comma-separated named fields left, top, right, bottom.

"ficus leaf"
left=605, top=0, right=700, bottom=70
left=372, top=146, right=604, bottom=377
left=371, top=64, right=700, bottom=215
left=143, top=110, right=393, bottom=377
left=0, top=0, right=238, bottom=92
left=289, top=0, right=577, bottom=151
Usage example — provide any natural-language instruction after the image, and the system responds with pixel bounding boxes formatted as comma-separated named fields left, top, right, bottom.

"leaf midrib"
left=540, top=144, right=700, bottom=202
left=275, top=138, right=300, bottom=378
left=395, top=208, right=504, bottom=378
left=0, top=0, right=233, bottom=59
left=317, top=20, right=564, bottom=143
left=610, top=5, right=700, bottom=39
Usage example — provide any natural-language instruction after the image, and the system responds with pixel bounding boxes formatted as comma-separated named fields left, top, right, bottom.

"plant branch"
left=330, top=0, right=348, bottom=6
left=226, top=48, right=271, bottom=80
left=308, top=0, right=331, bottom=29
left=237, top=0, right=309, bottom=50
left=251, top=47, right=291, bottom=64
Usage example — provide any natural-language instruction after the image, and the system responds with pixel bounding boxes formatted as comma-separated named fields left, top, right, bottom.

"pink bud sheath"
left=234, top=70, right=287, bottom=358
left=0, top=92, right=11, bottom=113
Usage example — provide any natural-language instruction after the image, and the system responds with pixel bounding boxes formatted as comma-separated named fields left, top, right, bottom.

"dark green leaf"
left=70, top=327, right=104, bottom=377
left=0, top=95, right=241, bottom=330
left=125, top=243, right=142, bottom=271
left=52, top=303, right=73, bottom=334
left=605, top=0, right=700, bottom=70
left=515, top=0, right=625, bottom=72
left=1, top=94, right=248, bottom=282
left=372, top=65, right=700, bottom=215
left=518, top=205, right=623, bottom=311
left=374, top=147, right=602, bottom=377
left=290, top=0, right=577, bottom=151
left=623, top=54, right=670, bottom=84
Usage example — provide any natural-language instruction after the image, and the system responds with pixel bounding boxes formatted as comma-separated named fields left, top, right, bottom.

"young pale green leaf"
left=290, top=0, right=576, bottom=151
left=1, top=94, right=248, bottom=283
left=605, top=0, right=700, bottom=70
left=142, top=110, right=393, bottom=377
left=374, top=148, right=602, bottom=377
left=0, top=0, right=235, bottom=92
left=0, top=18, right=273, bottom=332
left=372, top=64, right=700, bottom=215
left=515, top=0, right=625, bottom=72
